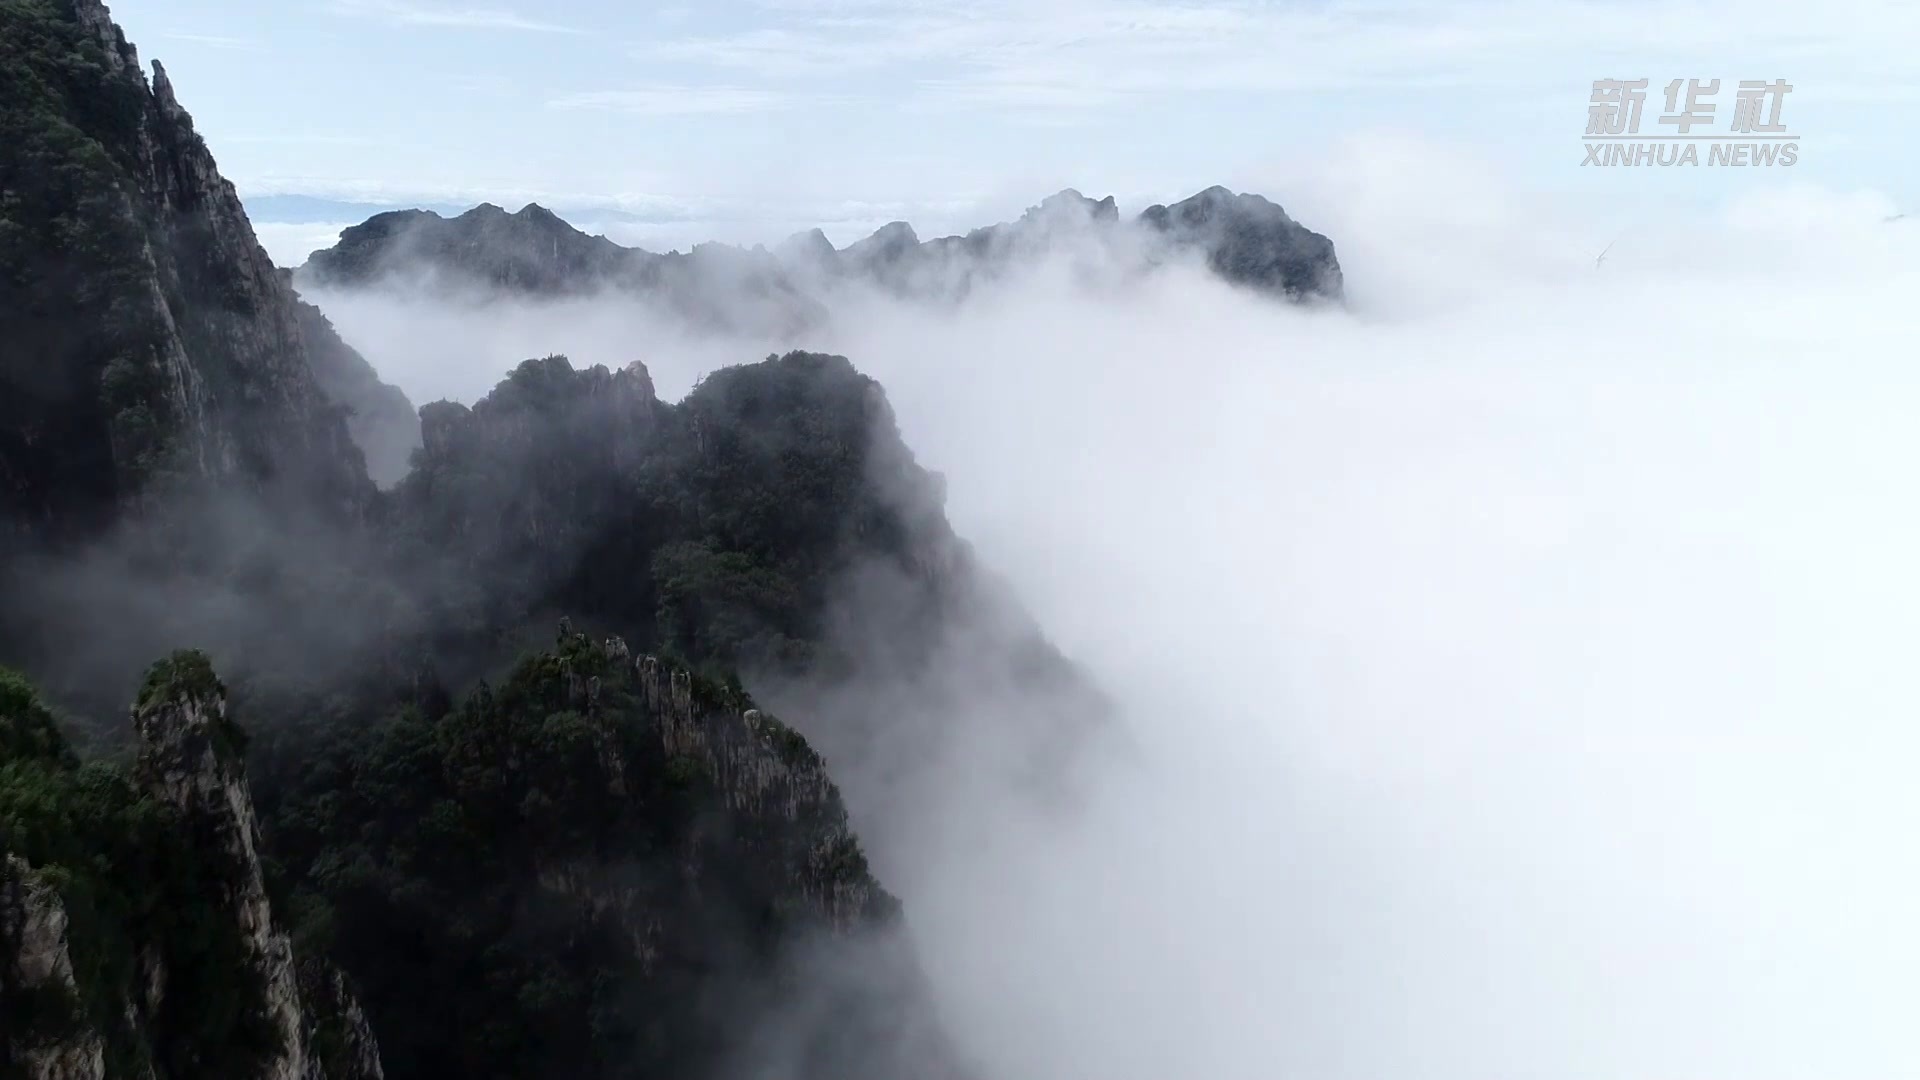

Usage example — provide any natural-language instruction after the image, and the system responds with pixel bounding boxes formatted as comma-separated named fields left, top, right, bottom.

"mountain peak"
left=1139, top=185, right=1338, bottom=300
left=149, top=58, right=176, bottom=107
left=843, top=220, right=920, bottom=263
left=774, top=227, right=838, bottom=273
left=1029, top=188, right=1120, bottom=224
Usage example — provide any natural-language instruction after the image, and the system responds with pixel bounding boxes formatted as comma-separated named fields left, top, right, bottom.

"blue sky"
left=106, top=0, right=1919, bottom=262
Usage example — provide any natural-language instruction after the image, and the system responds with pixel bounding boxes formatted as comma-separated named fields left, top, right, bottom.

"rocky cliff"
left=0, top=658, right=383, bottom=1080
left=0, top=0, right=375, bottom=542
left=258, top=628, right=966, bottom=1080
left=278, top=275, right=418, bottom=488
left=0, top=855, right=108, bottom=1080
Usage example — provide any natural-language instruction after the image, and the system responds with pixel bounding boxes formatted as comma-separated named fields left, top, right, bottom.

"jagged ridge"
left=294, top=184, right=1344, bottom=329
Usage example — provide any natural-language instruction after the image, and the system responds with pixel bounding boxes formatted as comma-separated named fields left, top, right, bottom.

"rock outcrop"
left=1140, top=184, right=1345, bottom=300
left=130, top=653, right=381, bottom=1080
left=0, top=857, right=109, bottom=1080
left=634, top=652, right=889, bottom=932
left=259, top=629, right=967, bottom=1080
left=0, top=657, right=384, bottom=1080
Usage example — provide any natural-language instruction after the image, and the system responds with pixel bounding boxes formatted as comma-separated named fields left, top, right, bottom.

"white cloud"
left=251, top=221, right=357, bottom=267
left=238, top=179, right=994, bottom=251
left=236, top=176, right=686, bottom=212
left=817, top=165, right=1920, bottom=1080
left=298, top=137, right=1920, bottom=1079
left=635, top=0, right=1920, bottom=113
left=226, top=134, right=377, bottom=146
left=329, top=0, right=581, bottom=34
left=547, top=86, right=807, bottom=115
left=159, top=31, right=260, bottom=50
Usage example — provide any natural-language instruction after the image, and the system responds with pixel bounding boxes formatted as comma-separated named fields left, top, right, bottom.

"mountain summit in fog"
left=295, top=184, right=1344, bottom=331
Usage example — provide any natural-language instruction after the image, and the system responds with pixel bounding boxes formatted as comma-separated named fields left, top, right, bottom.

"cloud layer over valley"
left=302, top=142, right=1920, bottom=1080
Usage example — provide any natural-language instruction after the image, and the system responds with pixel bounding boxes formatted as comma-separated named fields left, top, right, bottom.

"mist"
left=302, top=142, right=1920, bottom=1080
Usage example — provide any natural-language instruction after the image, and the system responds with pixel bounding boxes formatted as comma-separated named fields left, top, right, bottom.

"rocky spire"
left=132, top=653, right=383, bottom=1080
left=0, top=653, right=384, bottom=1080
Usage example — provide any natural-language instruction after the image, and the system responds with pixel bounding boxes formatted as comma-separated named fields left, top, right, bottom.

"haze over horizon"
left=100, top=0, right=1920, bottom=264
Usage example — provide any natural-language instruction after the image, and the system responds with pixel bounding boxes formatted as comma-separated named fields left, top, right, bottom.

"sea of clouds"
left=302, top=136, right=1920, bottom=1080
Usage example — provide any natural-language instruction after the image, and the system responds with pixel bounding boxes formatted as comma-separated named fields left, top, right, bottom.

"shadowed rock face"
left=1139, top=185, right=1346, bottom=300
left=302, top=203, right=827, bottom=336
left=293, top=184, right=1344, bottom=323
left=279, top=272, right=420, bottom=488
left=0, top=0, right=376, bottom=541
left=256, top=629, right=972, bottom=1080
left=306, top=203, right=633, bottom=295
left=131, top=653, right=383, bottom=1080
left=0, top=655, right=384, bottom=1080
left=0, top=855, right=109, bottom=1080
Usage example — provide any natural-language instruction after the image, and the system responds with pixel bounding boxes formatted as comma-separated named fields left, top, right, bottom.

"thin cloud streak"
left=330, top=0, right=582, bottom=34
left=634, top=0, right=1920, bottom=113
left=160, top=30, right=261, bottom=50
left=548, top=86, right=814, bottom=116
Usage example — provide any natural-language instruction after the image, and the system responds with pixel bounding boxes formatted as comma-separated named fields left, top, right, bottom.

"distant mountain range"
left=294, top=186, right=1344, bottom=334
left=245, top=194, right=695, bottom=227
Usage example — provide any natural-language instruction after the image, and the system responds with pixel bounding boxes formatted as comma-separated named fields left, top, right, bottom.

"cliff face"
left=279, top=277, right=419, bottom=488
left=262, top=630, right=966, bottom=1080
left=0, top=857, right=108, bottom=1080
left=632, top=649, right=890, bottom=932
left=0, top=0, right=373, bottom=542
left=0, top=658, right=383, bottom=1080
left=129, top=655, right=382, bottom=1080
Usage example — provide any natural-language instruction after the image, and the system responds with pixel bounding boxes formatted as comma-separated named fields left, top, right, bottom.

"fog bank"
left=308, top=143, right=1920, bottom=1080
